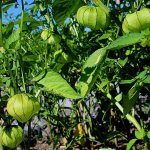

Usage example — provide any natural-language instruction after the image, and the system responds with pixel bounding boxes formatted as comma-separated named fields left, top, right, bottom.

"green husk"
left=76, top=6, right=110, bottom=30
left=122, top=8, right=150, bottom=33
left=1, top=126, right=23, bottom=149
left=7, top=93, right=40, bottom=123
left=48, top=34, right=61, bottom=45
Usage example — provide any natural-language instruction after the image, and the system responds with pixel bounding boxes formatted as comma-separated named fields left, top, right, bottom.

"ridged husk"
left=122, top=8, right=150, bottom=33
left=48, top=34, right=61, bottom=45
left=7, top=93, right=40, bottom=123
left=1, top=126, right=23, bottom=149
left=41, top=29, right=50, bottom=40
left=76, top=6, right=110, bottom=30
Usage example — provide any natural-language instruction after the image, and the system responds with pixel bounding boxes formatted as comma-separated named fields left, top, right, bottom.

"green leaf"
left=135, top=128, right=146, bottom=140
left=14, top=17, right=42, bottom=25
left=126, top=139, right=137, bottom=150
left=52, top=0, right=82, bottom=24
left=120, top=79, right=136, bottom=84
left=5, top=28, right=20, bottom=49
left=3, top=3, right=14, bottom=13
left=76, top=48, right=108, bottom=97
left=33, top=70, right=81, bottom=99
left=147, top=131, right=150, bottom=138
left=143, top=75, right=150, bottom=84
left=115, top=93, right=122, bottom=102
left=122, top=81, right=142, bottom=114
left=97, top=33, right=112, bottom=41
left=3, top=22, right=14, bottom=35
left=22, top=55, right=39, bottom=62
left=117, top=57, right=128, bottom=67
left=136, top=69, right=148, bottom=80
left=106, top=33, right=145, bottom=51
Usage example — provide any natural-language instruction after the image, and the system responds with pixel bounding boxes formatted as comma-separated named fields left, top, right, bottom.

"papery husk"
left=122, top=8, right=150, bottom=33
left=7, top=93, right=40, bottom=123
left=48, top=34, right=61, bottom=45
left=76, top=6, right=110, bottom=30
left=41, top=29, right=50, bottom=40
left=1, top=126, right=23, bottom=149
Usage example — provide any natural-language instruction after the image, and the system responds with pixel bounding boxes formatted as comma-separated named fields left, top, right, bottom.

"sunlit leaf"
left=33, top=70, right=81, bottom=99
left=106, top=32, right=145, bottom=50
left=126, top=139, right=137, bottom=150
left=76, top=48, right=108, bottom=97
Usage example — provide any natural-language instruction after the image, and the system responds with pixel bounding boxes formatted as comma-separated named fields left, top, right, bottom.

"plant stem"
left=20, top=0, right=27, bottom=93
left=27, top=120, right=31, bottom=150
left=0, top=1, right=3, bottom=46
left=20, top=0, right=24, bottom=36
left=21, top=67, right=26, bottom=93
left=105, top=93, right=142, bottom=131
left=39, top=2, right=55, bottom=30
left=114, top=99, right=142, bottom=131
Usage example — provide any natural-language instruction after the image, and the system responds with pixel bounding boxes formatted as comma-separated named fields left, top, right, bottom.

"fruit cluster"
left=0, top=93, right=40, bottom=149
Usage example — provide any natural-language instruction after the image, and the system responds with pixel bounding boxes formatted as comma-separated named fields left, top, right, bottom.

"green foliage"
left=76, top=48, right=108, bottom=97
left=33, top=70, right=81, bottom=99
left=52, top=0, right=82, bottom=24
left=126, top=139, right=137, bottom=150
left=0, top=0, right=150, bottom=149
left=106, top=32, right=145, bottom=50
left=122, top=81, right=142, bottom=115
left=135, top=128, right=146, bottom=140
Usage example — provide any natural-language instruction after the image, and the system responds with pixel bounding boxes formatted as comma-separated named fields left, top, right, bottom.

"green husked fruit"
left=122, top=8, right=150, bottom=33
left=48, top=34, right=61, bottom=45
left=1, top=126, right=23, bottom=149
left=41, top=29, right=50, bottom=40
left=7, top=93, right=40, bottom=123
left=76, top=6, right=110, bottom=30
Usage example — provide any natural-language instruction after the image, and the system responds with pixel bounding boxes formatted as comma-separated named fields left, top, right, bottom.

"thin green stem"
left=107, top=0, right=110, bottom=7
left=20, top=0, right=24, bottom=37
left=111, top=96, right=142, bottom=131
left=7, top=60, right=18, bottom=94
left=45, top=43, right=48, bottom=69
left=21, top=67, right=26, bottom=93
left=20, top=0, right=27, bottom=93
left=27, top=120, right=31, bottom=150
left=39, top=2, right=55, bottom=30
left=0, top=1, right=3, bottom=46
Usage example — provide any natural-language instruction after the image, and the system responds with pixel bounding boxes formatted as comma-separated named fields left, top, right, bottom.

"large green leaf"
left=76, top=48, right=108, bottom=97
left=76, top=32, right=148, bottom=98
left=106, top=32, right=145, bottom=50
left=32, top=70, right=81, bottom=99
left=52, top=0, right=82, bottom=24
